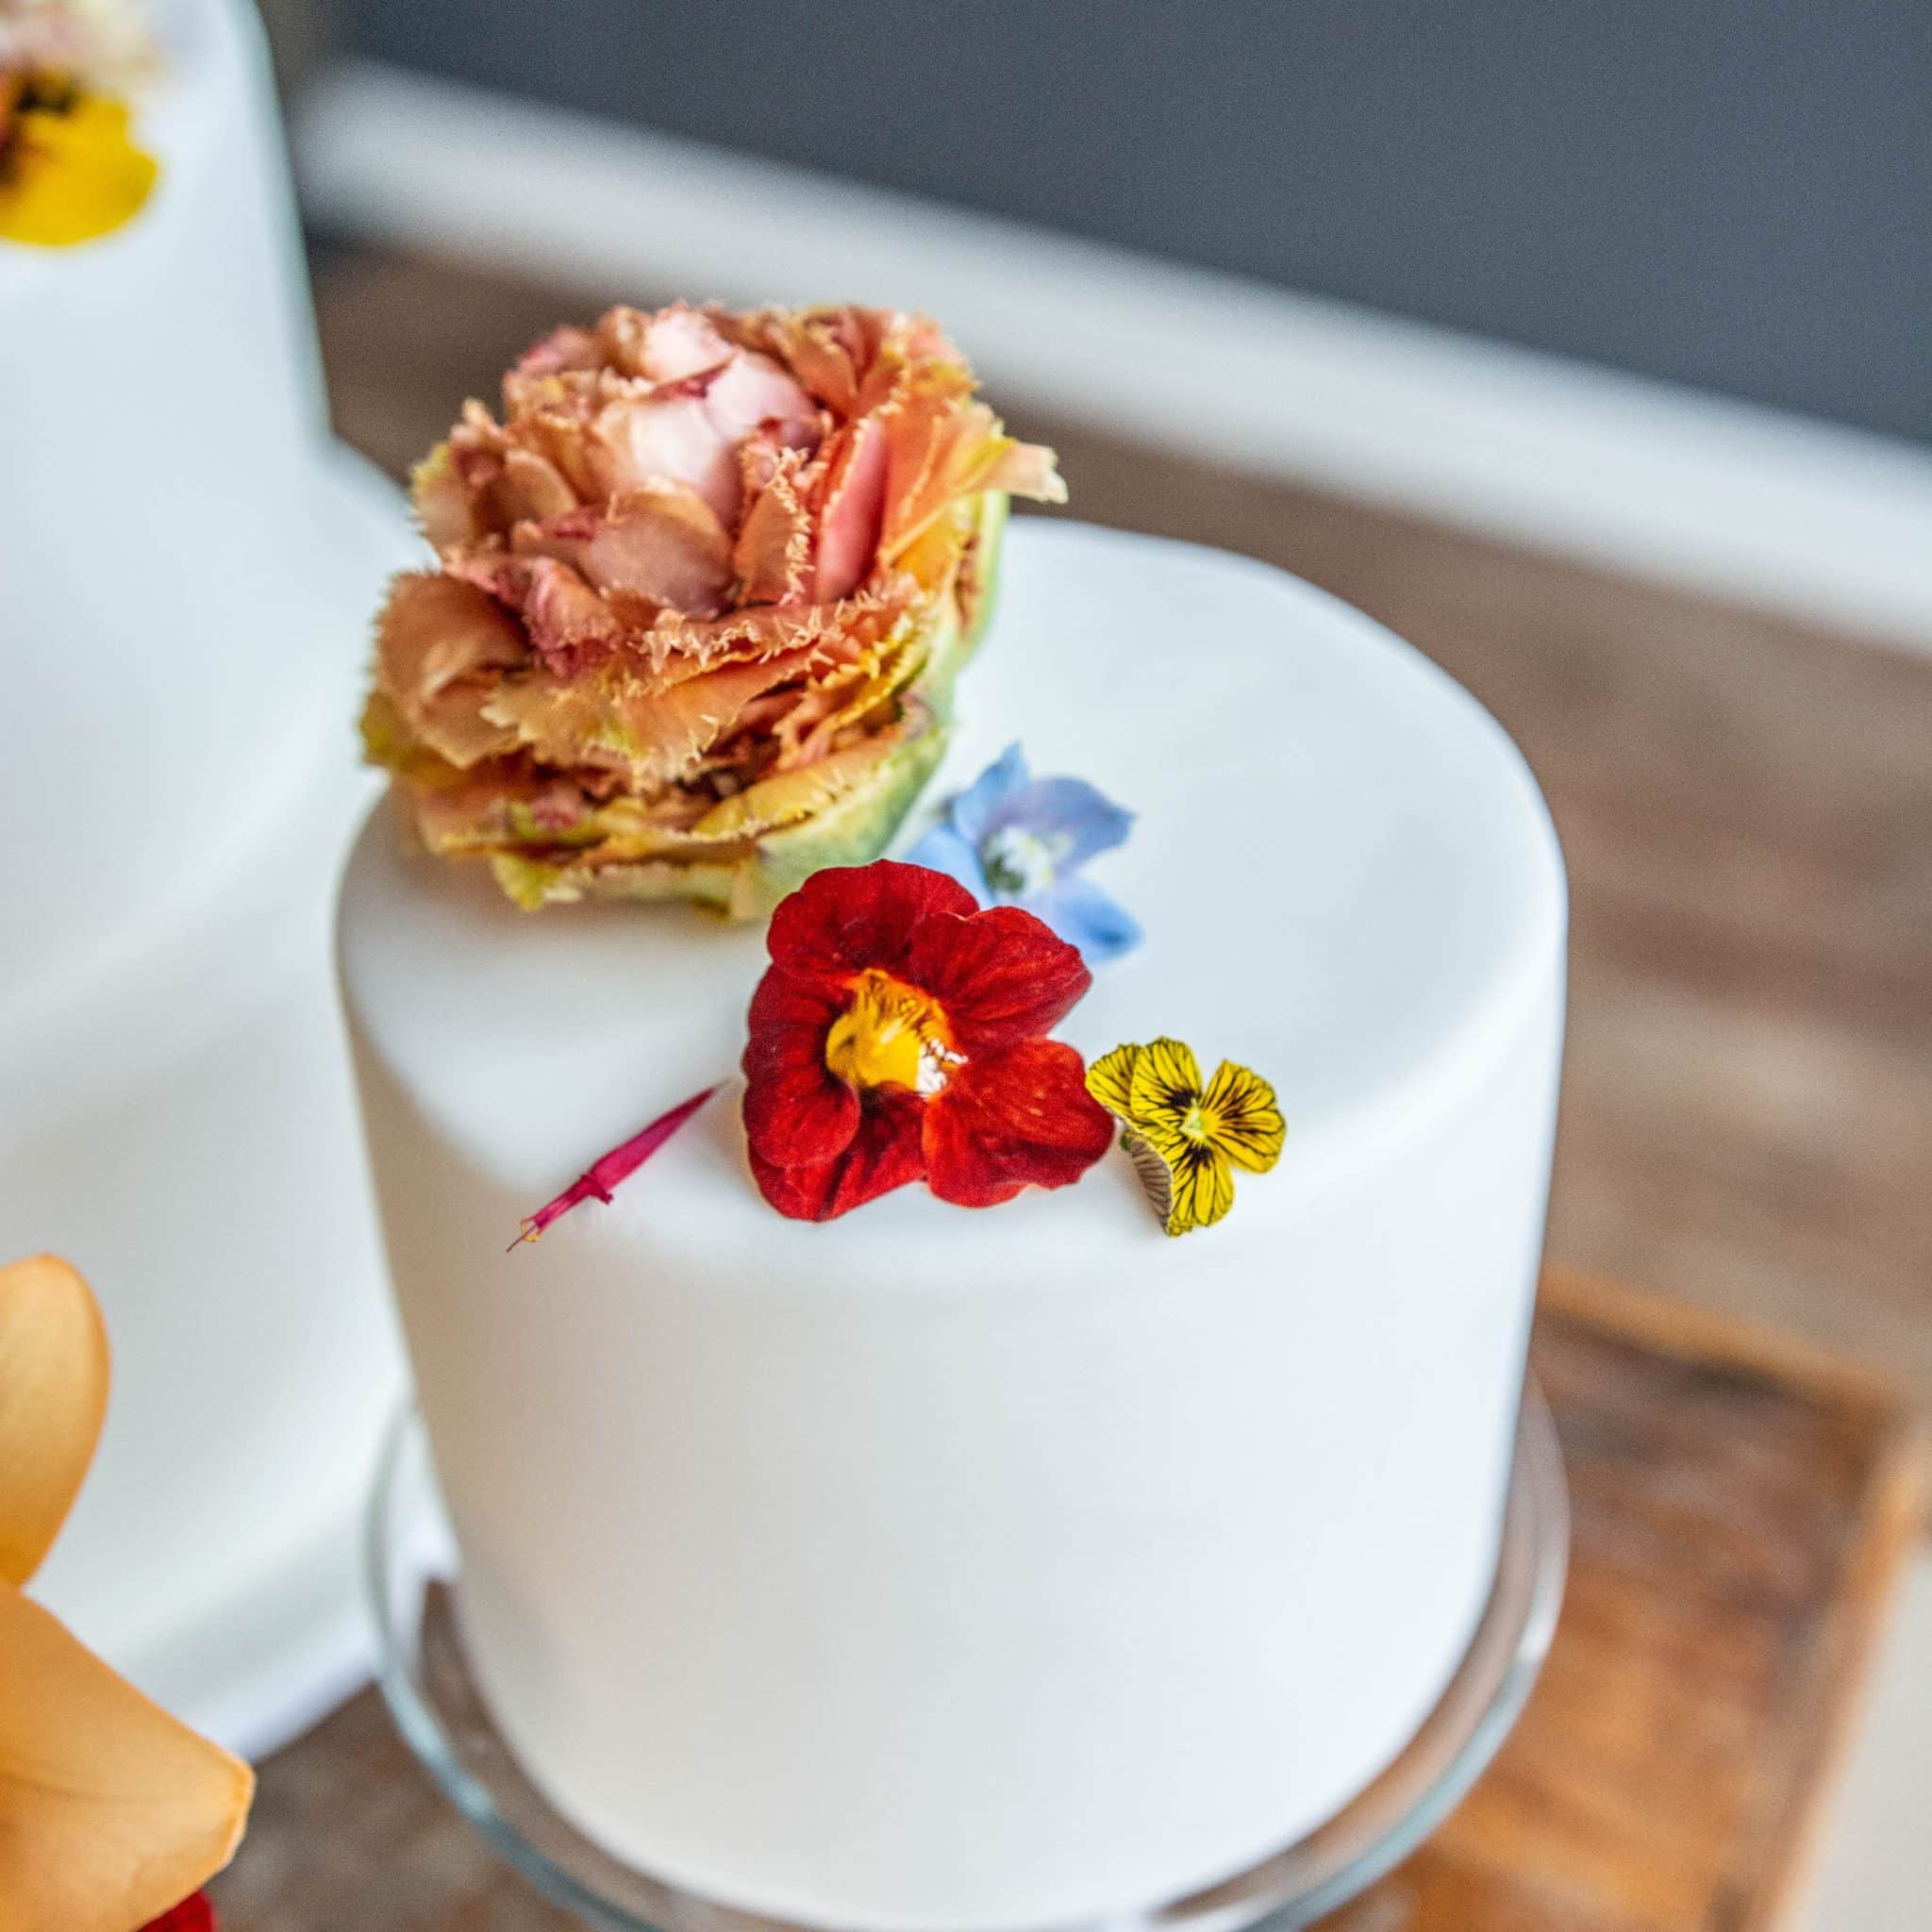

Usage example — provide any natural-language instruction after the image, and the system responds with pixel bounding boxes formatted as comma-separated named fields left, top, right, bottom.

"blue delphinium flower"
left=907, top=743, right=1141, bottom=962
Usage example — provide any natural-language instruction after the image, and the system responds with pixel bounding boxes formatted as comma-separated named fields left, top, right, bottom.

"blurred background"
left=317, top=0, right=1932, bottom=443
left=166, top=1, right=1932, bottom=1923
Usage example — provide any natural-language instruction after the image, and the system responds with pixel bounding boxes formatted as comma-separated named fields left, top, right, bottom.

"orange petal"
left=0, top=1582, right=252, bottom=1932
left=0, top=1256, right=108, bottom=1587
left=763, top=312, right=860, bottom=417
left=573, top=484, right=733, bottom=614
left=408, top=442, right=475, bottom=551
left=734, top=448, right=815, bottom=606
left=486, top=646, right=817, bottom=790
left=372, top=573, right=527, bottom=768
left=629, top=303, right=735, bottom=382
left=487, top=446, right=578, bottom=526
left=590, top=388, right=743, bottom=523
left=520, top=555, right=625, bottom=671
left=980, top=438, right=1067, bottom=504
left=375, top=572, right=528, bottom=702
left=812, top=415, right=890, bottom=602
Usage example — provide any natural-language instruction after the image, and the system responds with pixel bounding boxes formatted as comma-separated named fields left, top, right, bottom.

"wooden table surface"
left=208, top=1267, right=1925, bottom=1932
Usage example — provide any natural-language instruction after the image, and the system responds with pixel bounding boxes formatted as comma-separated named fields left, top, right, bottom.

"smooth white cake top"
left=340, top=519, right=1562, bottom=1278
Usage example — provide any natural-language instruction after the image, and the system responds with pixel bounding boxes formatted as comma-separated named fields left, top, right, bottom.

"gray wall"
left=342, top=0, right=1931, bottom=444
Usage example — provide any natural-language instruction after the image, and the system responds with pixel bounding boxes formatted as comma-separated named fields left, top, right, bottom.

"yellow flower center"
left=824, top=970, right=956, bottom=1095
left=1179, top=1100, right=1212, bottom=1144
left=0, top=88, right=158, bottom=249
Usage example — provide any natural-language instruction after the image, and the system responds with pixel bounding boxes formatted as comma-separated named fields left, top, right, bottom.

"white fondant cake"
left=340, top=518, right=1565, bottom=1929
left=2, top=0, right=406, bottom=1747
left=0, top=0, right=337, bottom=1016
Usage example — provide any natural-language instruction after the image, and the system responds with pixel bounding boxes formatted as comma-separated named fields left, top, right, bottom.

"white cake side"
left=14, top=452, right=410, bottom=1749
left=339, top=519, right=1566, bottom=1929
left=0, top=0, right=343, bottom=1016
left=0, top=0, right=413, bottom=1746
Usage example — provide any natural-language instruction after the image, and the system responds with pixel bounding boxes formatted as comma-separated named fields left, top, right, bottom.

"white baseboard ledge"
left=295, top=60, right=1932, bottom=655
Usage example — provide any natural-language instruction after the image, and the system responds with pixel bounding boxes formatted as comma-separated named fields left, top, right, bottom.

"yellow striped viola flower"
left=1086, top=1037, right=1285, bottom=1236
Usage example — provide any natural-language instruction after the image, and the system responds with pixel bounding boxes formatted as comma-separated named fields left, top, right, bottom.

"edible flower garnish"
left=365, top=302, right=1065, bottom=917
left=0, top=1253, right=252, bottom=1929
left=1086, top=1039, right=1284, bottom=1236
left=0, top=0, right=158, bottom=247
left=743, top=859, right=1114, bottom=1221
left=511, top=1083, right=720, bottom=1250
left=907, top=743, right=1140, bottom=962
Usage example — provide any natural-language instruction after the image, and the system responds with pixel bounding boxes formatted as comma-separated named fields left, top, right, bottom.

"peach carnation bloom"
left=364, top=302, right=1063, bottom=916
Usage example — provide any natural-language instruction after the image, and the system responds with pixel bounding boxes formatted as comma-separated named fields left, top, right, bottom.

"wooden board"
left=207, top=1267, right=1926, bottom=1932
left=307, top=246, right=1932, bottom=1409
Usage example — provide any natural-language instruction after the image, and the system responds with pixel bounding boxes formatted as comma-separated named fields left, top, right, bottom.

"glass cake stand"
left=369, top=1388, right=1568, bottom=1932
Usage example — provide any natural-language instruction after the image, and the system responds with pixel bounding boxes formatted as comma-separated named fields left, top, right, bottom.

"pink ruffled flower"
left=368, top=302, right=1063, bottom=916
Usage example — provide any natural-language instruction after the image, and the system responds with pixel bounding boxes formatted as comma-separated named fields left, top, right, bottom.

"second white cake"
left=340, top=517, right=1565, bottom=1930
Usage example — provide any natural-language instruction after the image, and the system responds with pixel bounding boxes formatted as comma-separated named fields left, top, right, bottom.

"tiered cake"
left=338, top=290, right=1564, bottom=1929
left=2, top=0, right=406, bottom=1745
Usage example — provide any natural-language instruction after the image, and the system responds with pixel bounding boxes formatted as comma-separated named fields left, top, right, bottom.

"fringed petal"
left=485, top=647, right=818, bottom=791
left=516, top=483, right=732, bottom=615
left=409, top=442, right=475, bottom=551
left=812, top=415, right=891, bottom=602
left=688, top=722, right=917, bottom=841
left=373, top=573, right=527, bottom=769
left=979, top=438, right=1068, bottom=504
left=521, top=556, right=625, bottom=674
left=590, top=388, right=744, bottom=524
left=734, top=447, right=816, bottom=606
left=489, top=446, right=578, bottom=526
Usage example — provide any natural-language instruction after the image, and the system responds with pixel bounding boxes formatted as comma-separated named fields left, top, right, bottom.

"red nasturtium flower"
left=742, top=861, right=1115, bottom=1220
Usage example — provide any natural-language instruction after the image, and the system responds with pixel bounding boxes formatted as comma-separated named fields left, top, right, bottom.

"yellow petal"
left=1164, top=1142, right=1235, bottom=1238
left=0, top=1255, right=108, bottom=1587
left=1127, top=1036, right=1204, bottom=1133
left=0, top=96, right=158, bottom=249
left=1084, top=1042, right=1141, bottom=1123
left=1202, top=1059, right=1286, bottom=1174
left=0, top=1582, right=252, bottom=1932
